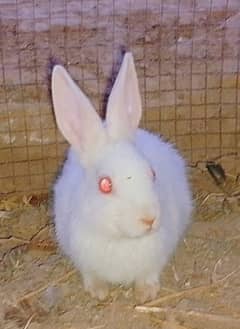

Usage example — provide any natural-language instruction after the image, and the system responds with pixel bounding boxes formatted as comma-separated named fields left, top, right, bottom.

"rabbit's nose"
left=141, top=217, right=155, bottom=228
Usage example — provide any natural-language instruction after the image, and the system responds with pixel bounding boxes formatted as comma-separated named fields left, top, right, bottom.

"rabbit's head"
left=52, top=53, right=161, bottom=238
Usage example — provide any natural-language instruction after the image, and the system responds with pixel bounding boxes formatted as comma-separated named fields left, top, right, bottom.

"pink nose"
left=141, top=217, right=155, bottom=228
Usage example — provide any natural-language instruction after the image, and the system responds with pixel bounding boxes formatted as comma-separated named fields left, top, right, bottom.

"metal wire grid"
left=0, top=0, right=239, bottom=194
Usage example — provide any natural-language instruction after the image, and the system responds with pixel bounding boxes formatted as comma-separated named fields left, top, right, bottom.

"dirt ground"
left=0, top=166, right=240, bottom=329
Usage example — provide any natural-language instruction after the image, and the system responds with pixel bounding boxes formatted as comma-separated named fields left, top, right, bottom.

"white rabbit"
left=51, top=53, right=192, bottom=302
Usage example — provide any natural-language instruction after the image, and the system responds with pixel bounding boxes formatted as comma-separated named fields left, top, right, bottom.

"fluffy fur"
left=52, top=53, right=193, bottom=301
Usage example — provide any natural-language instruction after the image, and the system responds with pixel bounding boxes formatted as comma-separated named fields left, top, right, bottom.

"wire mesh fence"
left=0, top=0, right=239, bottom=194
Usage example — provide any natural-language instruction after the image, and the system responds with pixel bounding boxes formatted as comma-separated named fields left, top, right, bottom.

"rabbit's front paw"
left=135, top=279, right=160, bottom=303
left=83, top=274, right=109, bottom=300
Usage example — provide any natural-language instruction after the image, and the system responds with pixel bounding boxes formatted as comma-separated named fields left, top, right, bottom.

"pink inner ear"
left=52, top=64, right=107, bottom=166
left=105, top=53, right=142, bottom=141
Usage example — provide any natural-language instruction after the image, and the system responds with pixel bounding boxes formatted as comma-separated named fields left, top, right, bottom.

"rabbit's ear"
left=52, top=65, right=106, bottom=165
left=106, top=52, right=142, bottom=141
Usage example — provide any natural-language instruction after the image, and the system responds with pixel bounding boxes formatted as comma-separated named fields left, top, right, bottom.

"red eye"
left=99, top=176, right=112, bottom=194
left=151, top=167, right=156, bottom=180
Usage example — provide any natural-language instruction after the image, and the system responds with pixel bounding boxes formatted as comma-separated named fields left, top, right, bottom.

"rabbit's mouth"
left=114, top=220, right=159, bottom=239
left=142, top=221, right=160, bottom=237
left=145, top=225, right=158, bottom=235
left=109, top=207, right=160, bottom=239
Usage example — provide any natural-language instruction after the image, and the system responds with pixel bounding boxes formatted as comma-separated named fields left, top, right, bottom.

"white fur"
left=52, top=53, right=193, bottom=292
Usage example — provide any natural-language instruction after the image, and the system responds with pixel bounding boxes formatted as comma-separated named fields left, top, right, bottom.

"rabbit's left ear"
left=106, top=53, right=142, bottom=141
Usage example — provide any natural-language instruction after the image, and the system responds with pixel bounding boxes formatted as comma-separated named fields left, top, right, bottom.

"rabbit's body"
left=51, top=53, right=192, bottom=301
left=54, top=129, right=191, bottom=285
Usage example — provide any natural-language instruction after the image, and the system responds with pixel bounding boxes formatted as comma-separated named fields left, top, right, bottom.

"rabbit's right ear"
left=52, top=65, right=106, bottom=165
